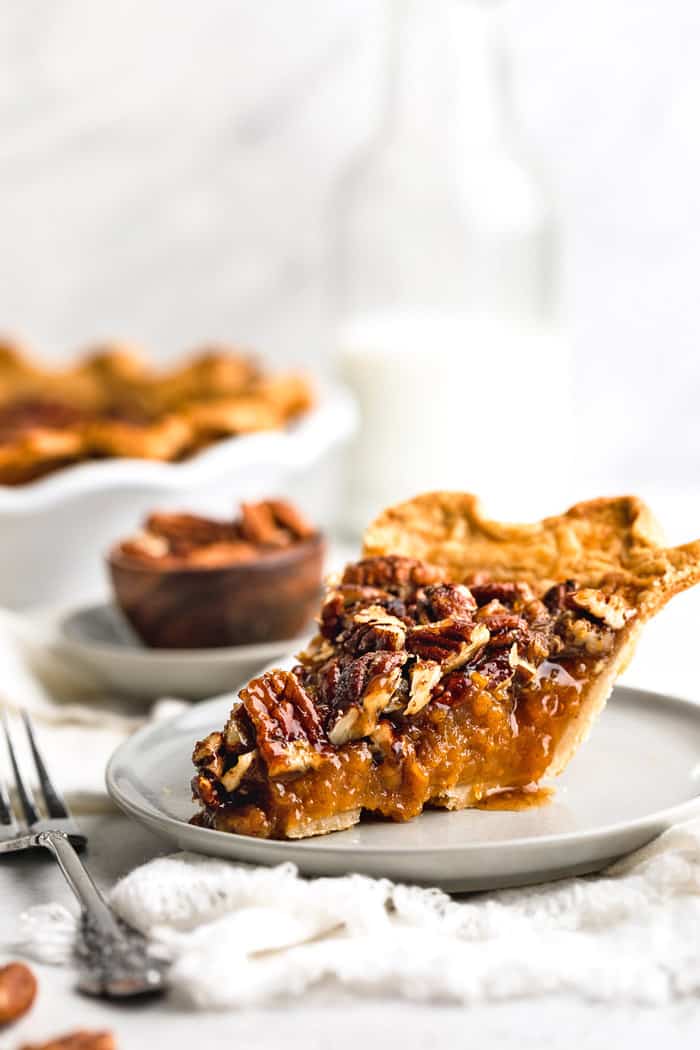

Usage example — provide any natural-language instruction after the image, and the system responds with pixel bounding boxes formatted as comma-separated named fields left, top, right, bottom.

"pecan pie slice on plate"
left=192, top=493, right=700, bottom=840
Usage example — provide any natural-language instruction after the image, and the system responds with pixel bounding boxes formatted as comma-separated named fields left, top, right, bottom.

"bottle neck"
left=456, top=8, right=511, bottom=151
left=384, top=0, right=455, bottom=151
left=384, top=1, right=511, bottom=153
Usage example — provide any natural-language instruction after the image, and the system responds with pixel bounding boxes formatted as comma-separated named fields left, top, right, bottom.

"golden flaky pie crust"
left=364, top=492, right=700, bottom=782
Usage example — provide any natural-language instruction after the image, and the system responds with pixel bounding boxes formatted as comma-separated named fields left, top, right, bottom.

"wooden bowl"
left=107, top=534, right=324, bottom=649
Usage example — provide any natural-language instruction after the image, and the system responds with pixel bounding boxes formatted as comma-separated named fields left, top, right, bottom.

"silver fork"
left=0, top=707, right=168, bottom=998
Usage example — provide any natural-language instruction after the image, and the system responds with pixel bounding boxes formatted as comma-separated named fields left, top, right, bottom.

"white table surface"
left=2, top=805, right=699, bottom=1049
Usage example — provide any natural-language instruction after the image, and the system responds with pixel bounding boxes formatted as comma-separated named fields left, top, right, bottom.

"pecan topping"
left=569, top=588, right=634, bottom=631
left=477, top=610, right=528, bottom=644
left=295, top=635, right=336, bottom=673
left=368, top=719, right=399, bottom=760
left=192, top=732, right=225, bottom=777
left=324, top=651, right=407, bottom=712
left=220, top=749, right=258, bottom=792
left=355, top=662, right=402, bottom=725
left=470, top=580, right=537, bottom=607
left=326, top=651, right=407, bottom=743
left=543, top=579, right=577, bottom=613
left=328, top=663, right=404, bottom=744
left=508, top=643, right=537, bottom=680
left=405, top=659, right=443, bottom=715
left=414, top=582, right=476, bottom=623
left=320, top=585, right=395, bottom=640
left=239, top=670, right=329, bottom=777
left=339, top=605, right=407, bottom=654
left=328, top=706, right=361, bottom=746
left=223, top=710, right=253, bottom=752
left=406, top=620, right=490, bottom=671
left=191, top=769, right=221, bottom=808
left=368, top=719, right=414, bottom=764
left=341, top=555, right=445, bottom=594
left=560, top=615, right=615, bottom=656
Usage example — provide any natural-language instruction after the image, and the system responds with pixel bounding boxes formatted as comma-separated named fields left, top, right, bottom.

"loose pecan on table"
left=0, top=962, right=37, bottom=1026
left=19, top=1031, right=115, bottom=1050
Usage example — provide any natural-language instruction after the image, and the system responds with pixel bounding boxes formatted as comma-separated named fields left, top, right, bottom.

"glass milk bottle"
left=331, top=0, right=569, bottom=534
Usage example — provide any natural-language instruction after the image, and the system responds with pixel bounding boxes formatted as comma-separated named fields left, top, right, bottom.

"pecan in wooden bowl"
left=107, top=500, right=324, bottom=649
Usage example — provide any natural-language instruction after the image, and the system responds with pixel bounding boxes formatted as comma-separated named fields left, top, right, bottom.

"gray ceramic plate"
left=106, top=684, right=700, bottom=891
left=50, top=602, right=308, bottom=701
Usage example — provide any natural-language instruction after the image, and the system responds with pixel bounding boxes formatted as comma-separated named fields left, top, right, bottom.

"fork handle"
left=37, top=830, right=123, bottom=940
left=37, top=830, right=166, bottom=997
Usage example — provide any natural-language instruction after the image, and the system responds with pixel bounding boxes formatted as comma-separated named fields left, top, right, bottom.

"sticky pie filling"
left=192, top=555, right=633, bottom=838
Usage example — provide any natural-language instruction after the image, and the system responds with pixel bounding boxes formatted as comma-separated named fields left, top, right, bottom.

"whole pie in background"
left=0, top=338, right=314, bottom=484
left=192, top=492, right=700, bottom=839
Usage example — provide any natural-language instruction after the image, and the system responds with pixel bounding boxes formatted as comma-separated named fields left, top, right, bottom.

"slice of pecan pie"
left=191, top=494, right=700, bottom=839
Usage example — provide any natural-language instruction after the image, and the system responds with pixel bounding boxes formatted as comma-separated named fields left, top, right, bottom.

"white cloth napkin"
left=0, top=608, right=184, bottom=810
left=16, top=819, right=700, bottom=1008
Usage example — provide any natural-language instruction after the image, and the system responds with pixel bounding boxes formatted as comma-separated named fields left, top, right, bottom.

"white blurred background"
left=2, top=0, right=700, bottom=693
left=1, top=0, right=700, bottom=512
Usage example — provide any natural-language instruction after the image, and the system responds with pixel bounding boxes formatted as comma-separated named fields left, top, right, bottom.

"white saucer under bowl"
left=51, top=602, right=307, bottom=702
left=106, top=682, right=700, bottom=891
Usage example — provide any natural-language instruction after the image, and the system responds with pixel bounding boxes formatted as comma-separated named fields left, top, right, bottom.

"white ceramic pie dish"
left=0, top=380, right=356, bottom=609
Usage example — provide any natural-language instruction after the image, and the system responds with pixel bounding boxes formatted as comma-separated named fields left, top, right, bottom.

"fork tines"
left=0, top=736, right=13, bottom=828
left=1, top=706, right=84, bottom=847
left=20, top=710, right=70, bottom=819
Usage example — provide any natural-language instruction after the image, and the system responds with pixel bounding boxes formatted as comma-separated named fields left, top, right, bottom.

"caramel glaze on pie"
left=191, top=494, right=700, bottom=840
